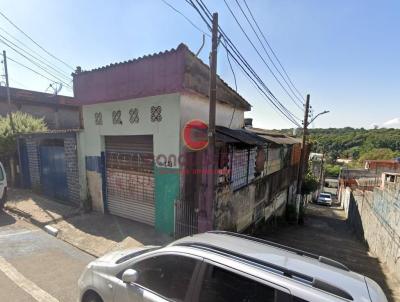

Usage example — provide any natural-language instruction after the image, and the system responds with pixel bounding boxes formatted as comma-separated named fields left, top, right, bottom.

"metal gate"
left=39, top=141, right=69, bottom=202
left=105, top=136, right=155, bottom=226
left=174, top=199, right=198, bottom=238
left=174, top=151, right=201, bottom=238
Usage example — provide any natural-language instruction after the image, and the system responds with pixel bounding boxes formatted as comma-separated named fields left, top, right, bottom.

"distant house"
left=364, top=159, right=400, bottom=174
left=0, top=86, right=80, bottom=129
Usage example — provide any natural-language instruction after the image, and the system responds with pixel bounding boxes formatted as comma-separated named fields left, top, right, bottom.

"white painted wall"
left=180, top=93, right=245, bottom=132
left=81, top=93, right=181, bottom=159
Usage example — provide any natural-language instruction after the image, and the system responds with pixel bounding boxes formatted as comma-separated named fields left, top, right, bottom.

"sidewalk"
left=5, top=188, right=172, bottom=257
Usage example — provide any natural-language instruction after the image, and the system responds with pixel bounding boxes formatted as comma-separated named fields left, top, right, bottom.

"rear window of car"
left=320, top=193, right=331, bottom=198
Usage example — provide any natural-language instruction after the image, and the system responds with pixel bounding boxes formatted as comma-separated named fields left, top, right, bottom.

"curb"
left=4, top=205, right=98, bottom=258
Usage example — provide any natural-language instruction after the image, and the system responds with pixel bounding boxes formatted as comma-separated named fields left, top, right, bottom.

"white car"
left=78, top=231, right=387, bottom=302
left=0, top=162, right=7, bottom=208
left=317, top=192, right=333, bottom=206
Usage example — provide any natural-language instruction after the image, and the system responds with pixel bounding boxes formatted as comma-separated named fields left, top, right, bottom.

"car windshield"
left=320, top=194, right=331, bottom=198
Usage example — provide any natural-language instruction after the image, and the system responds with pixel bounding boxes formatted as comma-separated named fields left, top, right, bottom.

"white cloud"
left=383, top=117, right=400, bottom=127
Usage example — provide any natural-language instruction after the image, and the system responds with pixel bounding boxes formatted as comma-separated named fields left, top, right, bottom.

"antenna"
left=46, top=82, right=63, bottom=95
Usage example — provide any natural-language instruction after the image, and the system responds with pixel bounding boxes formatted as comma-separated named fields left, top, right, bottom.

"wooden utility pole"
left=2, top=50, right=16, bottom=186
left=201, top=12, right=218, bottom=232
left=297, top=94, right=310, bottom=193
left=2, top=50, right=15, bottom=133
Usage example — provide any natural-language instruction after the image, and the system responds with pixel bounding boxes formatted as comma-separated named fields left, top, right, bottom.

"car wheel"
left=82, top=291, right=103, bottom=302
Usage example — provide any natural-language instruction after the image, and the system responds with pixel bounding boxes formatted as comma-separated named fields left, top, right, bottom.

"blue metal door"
left=40, top=145, right=69, bottom=202
left=19, top=141, right=31, bottom=189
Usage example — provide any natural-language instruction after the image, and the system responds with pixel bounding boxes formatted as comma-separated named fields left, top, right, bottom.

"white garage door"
left=105, top=135, right=155, bottom=226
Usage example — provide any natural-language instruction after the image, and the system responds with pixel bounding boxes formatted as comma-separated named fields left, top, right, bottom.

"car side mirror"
left=122, top=269, right=139, bottom=284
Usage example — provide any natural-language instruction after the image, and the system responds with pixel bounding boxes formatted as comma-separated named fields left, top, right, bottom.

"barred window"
left=230, top=146, right=257, bottom=190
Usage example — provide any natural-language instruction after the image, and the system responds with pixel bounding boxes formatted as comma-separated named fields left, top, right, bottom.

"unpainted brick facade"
left=20, top=131, right=82, bottom=206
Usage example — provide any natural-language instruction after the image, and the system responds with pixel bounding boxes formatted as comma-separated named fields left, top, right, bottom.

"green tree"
left=357, top=148, right=400, bottom=164
left=0, top=112, right=47, bottom=156
left=325, top=164, right=341, bottom=177
left=301, top=171, right=319, bottom=195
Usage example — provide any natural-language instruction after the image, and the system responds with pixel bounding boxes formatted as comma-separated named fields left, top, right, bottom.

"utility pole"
left=201, top=12, right=218, bottom=232
left=297, top=94, right=310, bottom=194
left=2, top=50, right=16, bottom=186
left=2, top=50, right=15, bottom=133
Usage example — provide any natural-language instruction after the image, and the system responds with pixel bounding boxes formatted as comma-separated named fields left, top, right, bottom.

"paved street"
left=258, top=200, right=400, bottom=302
left=0, top=210, right=94, bottom=302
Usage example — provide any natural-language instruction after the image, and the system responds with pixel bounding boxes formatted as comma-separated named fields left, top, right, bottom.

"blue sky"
left=0, top=0, right=399, bottom=129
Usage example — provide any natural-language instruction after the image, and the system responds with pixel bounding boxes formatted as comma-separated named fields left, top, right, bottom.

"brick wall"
left=64, top=136, right=81, bottom=205
left=26, top=139, right=41, bottom=190
left=22, top=133, right=82, bottom=206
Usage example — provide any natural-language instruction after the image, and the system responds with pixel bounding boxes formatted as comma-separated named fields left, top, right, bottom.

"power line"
left=234, top=0, right=304, bottom=107
left=223, top=0, right=303, bottom=111
left=0, top=32, right=71, bottom=81
left=0, top=26, right=71, bottom=77
left=7, top=56, right=61, bottom=84
left=195, top=0, right=301, bottom=123
left=189, top=0, right=301, bottom=127
left=242, top=0, right=305, bottom=102
left=0, top=38, right=72, bottom=87
left=161, top=0, right=210, bottom=37
left=0, top=10, right=74, bottom=71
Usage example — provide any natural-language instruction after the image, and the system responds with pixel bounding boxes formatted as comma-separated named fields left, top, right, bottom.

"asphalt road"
left=0, top=210, right=94, bottom=302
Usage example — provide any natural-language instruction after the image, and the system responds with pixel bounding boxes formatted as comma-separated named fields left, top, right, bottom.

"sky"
left=0, top=0, right=399, bottom=129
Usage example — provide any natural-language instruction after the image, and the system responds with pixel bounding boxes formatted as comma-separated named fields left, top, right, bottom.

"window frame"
left=191, top=259, right=291, bottom=302
left=117, top=251, right=203, bottom=302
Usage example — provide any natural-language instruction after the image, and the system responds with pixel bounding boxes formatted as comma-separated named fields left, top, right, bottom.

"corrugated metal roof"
left=246, top=128, right=301, bottom=145
left=216, top=126, right=268, bottom=145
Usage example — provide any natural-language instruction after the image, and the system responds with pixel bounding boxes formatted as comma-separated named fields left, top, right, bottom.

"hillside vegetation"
left=280, top=127, right=400, bottom=168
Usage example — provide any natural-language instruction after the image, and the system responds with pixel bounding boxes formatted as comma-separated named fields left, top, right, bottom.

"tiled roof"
left=76, top=44, right=186, bottom=75
left=73, top=43, right=251, bottom=110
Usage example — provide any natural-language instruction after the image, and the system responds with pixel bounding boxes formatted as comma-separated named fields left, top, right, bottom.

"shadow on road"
left=254, top=203, right=399, bottom=302
left=0, top=209, right=16, bottom=227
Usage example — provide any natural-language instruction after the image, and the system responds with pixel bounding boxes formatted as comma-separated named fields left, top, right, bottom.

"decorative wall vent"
left=129, top=108, right=139, bottom=124
left=151, top=106, right=162, bottom=122
left=112, top=110, right=122, bottom=125
left=94, top=112, right=103, bottom=125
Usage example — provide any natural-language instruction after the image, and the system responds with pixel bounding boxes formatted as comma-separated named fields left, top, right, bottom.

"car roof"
left=171, top=232, right=370, bottom=301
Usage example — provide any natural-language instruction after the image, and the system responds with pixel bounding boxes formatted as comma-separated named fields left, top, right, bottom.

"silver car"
left=317, top=192, right=333, bottom=206
left=78, top=231, right=387, bottom=302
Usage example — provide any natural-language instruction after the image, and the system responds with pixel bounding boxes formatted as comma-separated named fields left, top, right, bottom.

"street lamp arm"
left=308, top=110, right=330, bottom=126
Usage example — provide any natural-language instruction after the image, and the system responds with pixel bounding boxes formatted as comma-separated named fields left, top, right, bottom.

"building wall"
left=22, top=133, right=83, bottom=206
left=178, top=93, right=246, bottom=232
left=215, top=164, right=298, bottom=232
left=179, top=93, right=245, bottom=131
left=26, top=139, right=41, bottom=190
left=343, top=184, right=400, bottom=280
left=81, top=93, right=181, bottom=234
left=0, top=101, right=80, bottom=129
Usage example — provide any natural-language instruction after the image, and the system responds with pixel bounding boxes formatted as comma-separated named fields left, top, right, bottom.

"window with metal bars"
left=229, top=145, right=257, bottom=191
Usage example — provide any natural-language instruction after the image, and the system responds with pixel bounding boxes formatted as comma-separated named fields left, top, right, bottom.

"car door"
left=113, top=253, right=202, bottom=302
left=192, top=261, right=292, bottom=302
